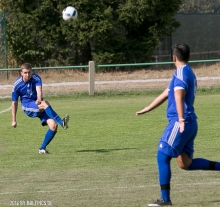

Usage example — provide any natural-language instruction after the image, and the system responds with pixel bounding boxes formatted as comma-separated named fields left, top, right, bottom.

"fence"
left=0, top=9, right=7, bottom=69
left=1, top=59, right=220, bottom=96
left=155, top=13, right=220, bottom=62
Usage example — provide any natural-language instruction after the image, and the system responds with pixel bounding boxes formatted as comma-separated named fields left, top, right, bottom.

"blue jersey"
left=167, top=64, right=197, bottom=121
left=12, top=73, right=42, bottom=104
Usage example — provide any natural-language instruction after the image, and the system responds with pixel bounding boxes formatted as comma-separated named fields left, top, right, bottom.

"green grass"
left=1, top=94, right=220, bottom=207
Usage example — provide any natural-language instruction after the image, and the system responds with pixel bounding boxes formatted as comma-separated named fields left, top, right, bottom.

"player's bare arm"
left=36, top=85, right=51, bottom=111
left=136, top=88, right=169, bottom=116
left=11, top=101, right=18, bottom=128
left=174, top=89, right=186, bottom=133
left=36, top=85, right=42, bottom=105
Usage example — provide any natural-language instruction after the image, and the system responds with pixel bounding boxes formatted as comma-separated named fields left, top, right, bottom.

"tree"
left=4, top=0, right=182, bottom=67
left=4, top=0, right=72, bottom=66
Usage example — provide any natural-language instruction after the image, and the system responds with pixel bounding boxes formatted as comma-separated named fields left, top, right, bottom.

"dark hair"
left=172, top=43, right=190, bottom=62
left=20, top=63, right=32, bottom=71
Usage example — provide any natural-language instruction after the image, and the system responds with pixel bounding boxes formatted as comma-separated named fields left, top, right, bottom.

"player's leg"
left=38, top=100, right=69, bottom=129
left=149, top=119, right=198, bottom=206
left=176, top=120, right=220, bottom=171
left=177, top=152, right=220, bottom=171
left=188, top=159, right=220, bottom=170
left=39, top=119, right=57, bottom=154
left=157, top=151, right=172, bottom=202
left=148, top=151, right=172, bottom=206
left=22, top=101, right=66, bottom=153
left=148, top=121, right=177, bottom=206
left=176, top=152, right=192, bottom=169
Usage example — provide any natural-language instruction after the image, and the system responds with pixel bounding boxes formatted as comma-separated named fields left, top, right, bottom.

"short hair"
left=20, top=63, right=32, bottom=71
left=172, top=43, right=190, bottom=62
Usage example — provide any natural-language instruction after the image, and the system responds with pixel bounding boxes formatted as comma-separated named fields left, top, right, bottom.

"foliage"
left=3, top=0, right=182, bottom=67
left=4, top=1, right=70, bottom=66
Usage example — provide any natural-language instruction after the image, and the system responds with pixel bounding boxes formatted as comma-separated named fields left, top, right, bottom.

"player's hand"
left=136, top=109, right=147, bottom=116
left=179, top=120, right=185, bottom=133
left=36, top=100, right=41, bottom=105
left=12, top=121, right=17, bottom=128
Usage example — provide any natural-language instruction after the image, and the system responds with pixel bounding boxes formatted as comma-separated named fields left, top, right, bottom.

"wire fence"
left=0, top=9, right=7, bottom=69
left=1, top=60, right=220, bottom=98
left=155, top=13, right=220, bottom=62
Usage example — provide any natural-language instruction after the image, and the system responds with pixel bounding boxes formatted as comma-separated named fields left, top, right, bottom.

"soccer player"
left=11, top=63, right=69, bottom=154
left=136, top=43, right=220, bottom=206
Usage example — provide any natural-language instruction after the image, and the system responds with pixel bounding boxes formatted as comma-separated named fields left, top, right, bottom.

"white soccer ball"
left=62, top=6, right=78, bottom=21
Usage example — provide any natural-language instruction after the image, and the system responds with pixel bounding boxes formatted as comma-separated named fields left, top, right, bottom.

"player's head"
left=172, top=43, right=190, bottom=63
left=20, top=63, right=33, bottom=82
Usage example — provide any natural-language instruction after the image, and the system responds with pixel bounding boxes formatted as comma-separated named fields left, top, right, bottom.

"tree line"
left=2, top=0, right=184, bottom=68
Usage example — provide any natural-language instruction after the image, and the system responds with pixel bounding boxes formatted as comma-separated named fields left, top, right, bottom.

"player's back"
left=167, top=64, right=197, bottom=121
left=184, top=65, right=197, bottom=117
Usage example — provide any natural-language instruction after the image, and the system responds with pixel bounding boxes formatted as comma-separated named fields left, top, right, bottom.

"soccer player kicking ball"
left=136, top=43, right=220, bottom=206
left=11, top=63, right=69, bottom=154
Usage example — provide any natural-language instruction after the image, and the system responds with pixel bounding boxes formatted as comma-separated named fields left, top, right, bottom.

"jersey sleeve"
left=33, top=74, right=42, bottom=86
left=173, top=67, right=188, bottom=91
left=12, top=85, right=20, bottom=101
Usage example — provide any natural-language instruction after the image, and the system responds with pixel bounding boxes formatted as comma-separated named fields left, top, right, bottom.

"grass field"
left=1, top=93, right=220, bottom=207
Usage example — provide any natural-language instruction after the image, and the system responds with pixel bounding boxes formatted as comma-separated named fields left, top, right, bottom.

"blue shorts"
left=22, top=101, right=49, bottom=126
left=158, top=119, right=198, bottom=158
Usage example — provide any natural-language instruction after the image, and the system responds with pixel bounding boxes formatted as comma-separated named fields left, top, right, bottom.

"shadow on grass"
left=75, top=148, right=137, bottom=153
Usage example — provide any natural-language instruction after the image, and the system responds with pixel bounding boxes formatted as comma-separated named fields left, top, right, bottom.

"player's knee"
left=178, top=162, right=188, bottom=170
left=44, top=100, right=50, bottom=106
left=40, top=100, right=50, bottom=108
left=177, top=159, right=192, bottom=170
left=49, top=122, right=58, bottom=131
left=176, top=153, right=192, bottom=170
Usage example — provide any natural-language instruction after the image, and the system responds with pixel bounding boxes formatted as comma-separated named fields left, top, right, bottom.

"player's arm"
left=174, top=89, right=186, bottom=133
left=136, top=88, right=168, bottom=116
left=12, top=101, right=18, bottom=128
left=36, top=85, right=43, bottom=105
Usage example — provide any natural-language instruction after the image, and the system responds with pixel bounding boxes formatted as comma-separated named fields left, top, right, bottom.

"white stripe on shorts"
left=22, top=106, right=39, bottom=112
left=168, top=121, right=179, bottom=146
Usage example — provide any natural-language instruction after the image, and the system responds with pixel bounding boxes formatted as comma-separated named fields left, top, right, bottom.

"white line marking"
left=1, top=182, right=220, bottom=195
left=0, top=106, right=11, bottom=114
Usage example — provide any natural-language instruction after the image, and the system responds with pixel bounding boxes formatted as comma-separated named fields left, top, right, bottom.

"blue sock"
left=40, top=129, right=56, bottom=150
left=157, top=150, right=172, bottom=202
left=188, top=158, right=220, bottom=170
left=45, top=106, right=63, bottom=126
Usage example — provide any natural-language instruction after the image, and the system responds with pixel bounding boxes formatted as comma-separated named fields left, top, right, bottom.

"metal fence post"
left=89, top=61, right=95, bottom=95
left=4, top=9, right=8, bottom=79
